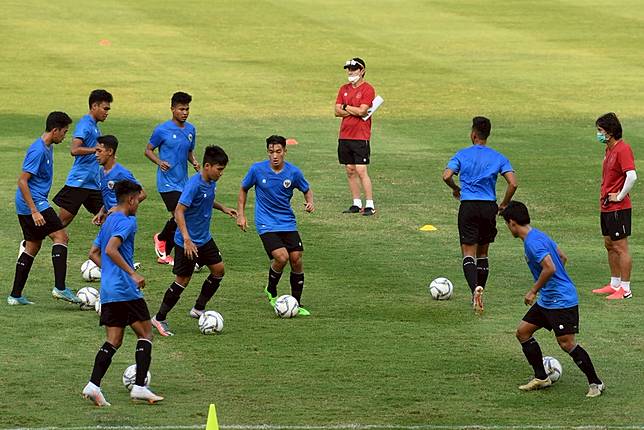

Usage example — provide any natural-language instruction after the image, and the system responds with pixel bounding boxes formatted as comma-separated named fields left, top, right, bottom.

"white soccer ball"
left=274, top=295, right=299, bottom=318
left=77, top=286, right=99, bottom=310
left=122, top=364, right=151, bottom=391
left=428, top=277, right=454, bottom=300
left=198, top=310, right=224, bottom=335
left=81, top=260, right=101, bottom=282
left=94, top=299, right=101, bottom=315
left=543, top=356, right=563, bottom=383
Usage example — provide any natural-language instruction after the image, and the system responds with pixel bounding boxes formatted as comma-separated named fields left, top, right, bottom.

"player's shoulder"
left=26, top=138, right=45, bottom=153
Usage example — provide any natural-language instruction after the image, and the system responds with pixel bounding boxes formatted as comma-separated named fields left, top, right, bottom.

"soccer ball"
left=76, top=286, right=99, bottom=310
left=94, top=299, right=101, bottom=315
left=122, top=364, right=151, bottom=391
left=428, top=277, right=454, bottom=300
left=274, top=295, right=299, bottom=318
left=81, top=260, right=101, bottom=282
left=543, top=356, right=563, bottom=383
left=198, top=310, right=224, bottom=335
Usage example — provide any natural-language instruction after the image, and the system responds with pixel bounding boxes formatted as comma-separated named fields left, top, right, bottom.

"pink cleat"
left=606, top=287, right=632, bottom=300
left=592, top=284, right=617, bottom=294
left=153, top=234, right=166, bottom=259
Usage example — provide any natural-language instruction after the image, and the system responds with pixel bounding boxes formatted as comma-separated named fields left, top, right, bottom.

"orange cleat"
left=606, top=287, right=632, bottom=300
left=592, top=284, right=617, bottom=294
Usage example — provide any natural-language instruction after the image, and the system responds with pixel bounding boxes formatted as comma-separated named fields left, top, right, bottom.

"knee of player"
left=345, top=166, right=357, bottom=175
left=289, top=253, right=303, bottom=268
left=556, top=338, right=576, bottom=352
left=210, top=263, right=225, bottom=278
left=54, top=229, right=69, bottom=244
left=515, top=328, right=530, bottom=342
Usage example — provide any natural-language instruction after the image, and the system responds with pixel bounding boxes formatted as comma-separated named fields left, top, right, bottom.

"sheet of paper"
left=362, top=95, right=384, bottom=121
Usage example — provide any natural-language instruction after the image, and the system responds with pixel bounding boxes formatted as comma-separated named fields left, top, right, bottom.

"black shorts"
left=601, top=209, right=631, bottom=241
left=53, top=185, right=103, bottom=215
left=173, top=239, right=223, bottom=277
left=522, top=303, right=579, bottom=337
left=100, top=298, right=151, bottom=327
left=458, top=200, right=498, bottom=245
left=160, top=191, right=182, bottom=213
left=260, top=231, right=304, bottom=259
left=338, top=139, right=370, bottom=165
left=18, top=207, right=65, bottom=242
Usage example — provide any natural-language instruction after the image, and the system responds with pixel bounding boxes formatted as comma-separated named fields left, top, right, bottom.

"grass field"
left=1, top=1, right=643, bottom=429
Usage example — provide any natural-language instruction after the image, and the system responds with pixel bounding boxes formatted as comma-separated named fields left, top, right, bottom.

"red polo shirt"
left=336, top=81, right=375, bottom=141
left=601, top=139, right=636, bottom=212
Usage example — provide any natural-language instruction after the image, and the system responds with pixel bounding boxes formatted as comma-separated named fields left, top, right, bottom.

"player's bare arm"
left=525, top=254, right=556, bottom=305
left=499, top=171, right=518, bottom=211
left=89, top=244, right=101, bottom=268
left=144, top=143, right=170, bottom=171
left=17, top=171, right=45, bottom=226
left=70, top=137, right=96, bottom=156
left=236, top=187, right=249, bottom=231
left=105, top=236, right=145, bottom=289
left=442, top=168, right=461, bottom=200
left=334, top=103, right=350, bottom=118
left=556, top=247, right=568, bottom=266
left=213, top=200, right=237, bottom=218
left=344, top=103, right=370, bottom=117
left=174, top=203, right=198, bottom=258
left=188, top=150, right=200, bottom=172
left=304, top=189, right=315, bottom=213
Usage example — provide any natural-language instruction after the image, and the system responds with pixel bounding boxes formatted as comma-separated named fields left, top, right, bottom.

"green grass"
left=1, top=1, right=643, bottom=428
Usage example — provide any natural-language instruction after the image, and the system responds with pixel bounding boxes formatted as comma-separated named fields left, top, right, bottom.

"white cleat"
left=82, top=382, right=111, bottom=407
left=130, top=385, right=164, bottom=404
left=189, top=307, right=204, bottom=319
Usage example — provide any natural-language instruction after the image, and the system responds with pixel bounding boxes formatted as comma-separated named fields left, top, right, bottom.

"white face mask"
left=348, top=74, right=361, bottom=83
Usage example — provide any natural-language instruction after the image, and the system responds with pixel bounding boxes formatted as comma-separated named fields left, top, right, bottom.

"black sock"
left=156, top=282, right=185, bottom=321
left=135, top=339, right=152, bottom=386
left=267, top=266, right=282, bottom=297
left=568, top=344, right=602, bottom=385
left=521, top=337, right=547, bottom=379
left=290, top=272, right=304, bottom=304
left=462, top=256, right=477, bottom=294
left=159, top=218, right=177, bottom=255
left=11, top=252, right=35, bottom=297
left=90, top=342, right=118, bottom=387
left=477, top=257, right=489, bottom=289
left=194, top=275, right=222, bottom=310
left=52, top=244, right=67, bottom=291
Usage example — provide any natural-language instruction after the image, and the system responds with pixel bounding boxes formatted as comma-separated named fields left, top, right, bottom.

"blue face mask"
left=597, top=132, right=609, bottom=144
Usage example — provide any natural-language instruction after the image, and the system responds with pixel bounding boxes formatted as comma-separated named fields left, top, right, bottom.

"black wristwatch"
left=342, top=103, right=347, bottom=111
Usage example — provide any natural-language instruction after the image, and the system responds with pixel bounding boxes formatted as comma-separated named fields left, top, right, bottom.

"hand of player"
left=304, top=201, right=315, bottom=213
left=92, top=212, right=106, bottom=226
left=222, top=207, right=238, bottom=218
left=192, top=162, right=201, bottom=172
left=452, top=188, right=461, bottom=200
left=524, top=290, right=537, bottom=306
left=608, top=192, right=621, bottom=202
left=184, top=238, right=198, bottom=260
left=131, top=272, right=145, bottom=289
left=236, top=215, right=247, bottom=232
left=32, top=211, right=45, bottom=226
left=159, top=160, right=171, bottom=171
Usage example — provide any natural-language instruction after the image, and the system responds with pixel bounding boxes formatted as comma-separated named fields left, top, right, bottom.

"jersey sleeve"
left=527, top=238, right=550, bottom=264
left=22, top=146, right=42, bottom=175
left=124, top=169, right=140, bottom=185
left=149, top=126, right=164, bottom=149
left=111, top=217, right=135, bottom=242
left=93, top=231, right=102, bottom=249
left=618, top=144, right=636, bottom=172
left=499, top=154, right=514, bottom=174
left=362, top=84, right=376, bottom=107
left=446, top=153, right=461, bottom=174
left=190, top=127, right=196, bottom=151
left=241, top=165, right=256, bottom=191
left=293, top=168, right=310, bottom=193
left=178, top=179, right=198, bottom=207
left=335, top=87, right=344, bottom=104
left=73, top=119, right=90, bottom=141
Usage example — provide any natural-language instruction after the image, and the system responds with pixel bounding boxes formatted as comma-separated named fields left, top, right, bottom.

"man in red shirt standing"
left=335, top=57, right=377, bottom=216
left=592, top=113, right=637, bottom=300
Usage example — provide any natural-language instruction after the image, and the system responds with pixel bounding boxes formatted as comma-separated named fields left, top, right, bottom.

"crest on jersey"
left=344, top=92, right=348, bottom=96
left=188, top=134, right=193, bottom=142
left=107, top=181, right=115, bottom=190
left=283, top=179, right=292, bottom=188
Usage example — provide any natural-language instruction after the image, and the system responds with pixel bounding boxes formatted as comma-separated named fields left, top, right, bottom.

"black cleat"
left=362, top=207, right=376, bottom=216
left=342, top=205, right=361, bottom=214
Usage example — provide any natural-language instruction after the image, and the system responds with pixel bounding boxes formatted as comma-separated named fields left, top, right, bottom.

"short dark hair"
left=88, top=89, right=113, bottom=108
left=501, top=201, right=531, bottom=226
left=266, top=135, right=287, bottom=148
left=202, top=145, right=228, bottom=166
left=114, top=180, right=142, bottom=204
left=171, top=91, right=192, bottom=107
left=97, top=135, right=119, bottom=154
left=45, top=111, right=72, bottom=132
left=472, top=116, right=491, bottom=139
left=596, top=112, right=622, bottom=140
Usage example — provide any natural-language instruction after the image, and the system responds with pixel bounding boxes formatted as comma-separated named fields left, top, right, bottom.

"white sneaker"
left=189, top=307, right=204, bottom=319
left=82, top=382, right=111, bottom=406
left=130, top=385, right=164, bottom=403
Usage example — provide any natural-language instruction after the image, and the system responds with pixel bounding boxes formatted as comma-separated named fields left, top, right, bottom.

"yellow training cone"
left=206, top=404, right=219, bottom=430
left=419, top=224, right=438, bottom=231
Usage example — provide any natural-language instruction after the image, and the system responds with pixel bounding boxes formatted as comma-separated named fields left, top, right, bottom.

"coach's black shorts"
left=458, top=200, right=498, bottom=245
left=160, top=191, right=182, bottom=213
left=338, top=139, right=370, bottom=165
left=601, top=209, right=631, bottom=241
left=53, top=185, right=103, bottom=215
left=100, top=298, right=151, bottom=327
left=260, top=231, right=304, bottom=259
left=522, top=303, right=579, bottom=337
left=173, top=238, right=223, bottom=277
left=18, top=207, right=65, bottom=241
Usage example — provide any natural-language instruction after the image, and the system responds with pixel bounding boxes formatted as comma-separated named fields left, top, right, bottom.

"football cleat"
left=362, top=207, right=376, bottom=216
left=519, top=376, right=552, bottom=391
left=157, top=255, right=174, bottom=266
left=7, top=295, right=34, bottom=305
left=130, top=385, right=164, bottom=403
left=151, top=316, right=174, bottom=336
left=297, top=306, right=311, bottom=316
left=264, top=286, right=277, bottom=307
left=82, top=382, right=111, bottom=407
left=586, top=382, right=605, bottom=398
left=342, top=205, right=361, bottom=214
left=592, top=284, right=617, bottom=294
left=52, top=287, right=82, bottom=304
left=188, top=307, right=204, bottom=319
left=153, top=234, right=166, bottom=259
left=606, top=287, right=632, bottom=300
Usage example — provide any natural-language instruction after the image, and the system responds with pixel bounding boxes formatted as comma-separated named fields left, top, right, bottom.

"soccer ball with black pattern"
left=428, top=277, right=453, bottom=300
left=122, top=364, right=151, bottom=391
left=543, top=356, right=563, bottom=383
left=81, top=259, right=101, bottom=282
left=198, top=310, right=224, bottom=334
left=274, top=295, right=299, bottom=318
left=76, top=286, right=99, bottom=311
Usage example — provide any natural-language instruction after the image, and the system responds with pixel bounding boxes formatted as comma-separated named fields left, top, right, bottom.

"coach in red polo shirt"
left=334, top=57, right=377, bottom=216
left=592, top=112, right=637, bottom=300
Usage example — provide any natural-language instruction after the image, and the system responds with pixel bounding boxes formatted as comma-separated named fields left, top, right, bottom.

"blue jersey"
left=65, top=114, right=101, bottom=190
left=149, top=120, right=196, bottom=193
left=524, top=228, right=578, bottom=309
left=98, top=163, right=139, bottom=211
left=93, top=212, right=142, bottom=304
left=446, top=145, right=513, bottom=201
left=15, top=138, right=54, bottom=215
left=241, top=160, right=310, bottom=235
left=174, top=172, right=216, bottom=247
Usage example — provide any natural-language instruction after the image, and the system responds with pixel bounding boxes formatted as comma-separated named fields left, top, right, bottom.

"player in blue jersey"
left=54, top=89, right=113, bottom=227
left=83, top=181, right=163, bottom=406
left=502, top=201, right=604, bottom=397
left=9, top=111, right=81, bottom=305
left=443, top=116, right=518, bottom=314
left=93, top=135, right=146, bottom=225
left=237, top=135, right=315, bottom=316
left=145, top=92, right=200, bottom=266
left=151, top=146, right=236, bottom=337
